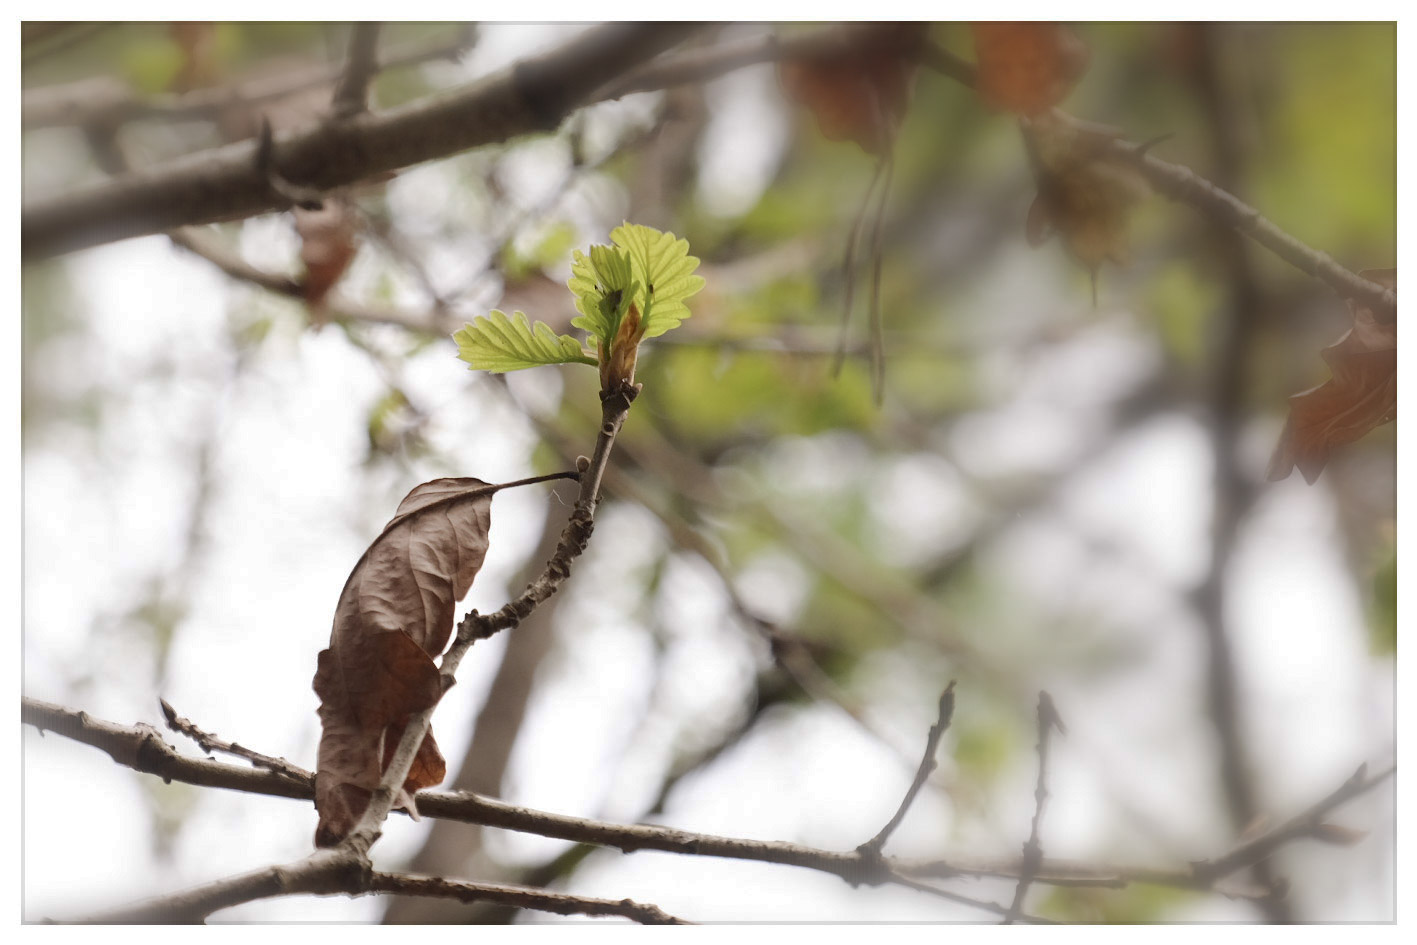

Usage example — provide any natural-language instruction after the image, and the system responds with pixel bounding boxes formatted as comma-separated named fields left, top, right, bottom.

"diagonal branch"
left=363, top=873, right=688, bottom=924
left=22, top=29, right=476, bottom=129
left=158, top=698, right=308, bottom=783
left=914, top=40, right=1394, bottom=321
left=858, top=682, right=957, bottom=858
left=22, top=22, right=704, bottom=259
left=596, top=22, right=923, bottom=101
left=70, top=863, right=687, bottom=925
left=1191, top=762, right=1394, bottom=885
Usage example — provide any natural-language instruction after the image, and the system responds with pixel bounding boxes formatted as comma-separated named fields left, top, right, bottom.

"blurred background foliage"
left=22, top=22, right=1394, bottom=923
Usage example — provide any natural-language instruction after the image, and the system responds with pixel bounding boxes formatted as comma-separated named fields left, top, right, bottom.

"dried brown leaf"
left=1268, top=269, right=1397, bottom=484
left=1023, top=116, right=1149, bottom=297
left=972, top=22, right=1089, bottom=116
left=313, top=477, right=496, bottom=847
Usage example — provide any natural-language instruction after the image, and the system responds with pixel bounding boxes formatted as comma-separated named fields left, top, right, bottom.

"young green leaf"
left=609, top=223, right=705, bottom=338
left=568, top=244, right=638, bottom=349
left=454, top=310, right=596, bottom=373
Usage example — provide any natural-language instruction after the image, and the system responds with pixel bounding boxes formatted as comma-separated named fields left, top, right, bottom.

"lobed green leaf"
left=568, top=245, right=638, bottom=347
left=454, top=310, right=596, bottom=373
left=609, top=223, right=706, bottom=338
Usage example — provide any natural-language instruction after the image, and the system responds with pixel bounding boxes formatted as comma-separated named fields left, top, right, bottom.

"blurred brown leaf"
left=313, top=478, right=495, bottom=847
left=1268, top=270, right=1397, bottom=484
left=170, top=22, right=220, bottom=92
left=294, top=199, right=360, bottom=313
left=972, top=22, right=1089, bottom=116
left=1023, top=117, right=1148, bottom=297
left=778, top=24, right=924, bottom=154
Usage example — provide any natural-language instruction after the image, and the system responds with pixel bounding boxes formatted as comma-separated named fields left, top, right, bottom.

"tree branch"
left=158, top=698, right=308, bottom=783
left=914, top=40, right=1395, bottom=321
left=23, top=697, right=1037, bottom=922
left=22, top=22, right=703, bottom=259
left=71, top=860, right=686, bottom=925
left=595, top=23, right=920, bottom=101
left=331, top=23, right=383, bottom=120
left=858, top=682, right=957, bottom=857
left=22, top=28, right=476, bottom=129
left=1112, top=141, right=1395, bottom=322
left=1191, top=762, right=1394, bottom=885
left=27, top=697, right=1389, bottom=917
left=365, top=873, right=688, bottom=924
left=1003, top=692, right=1065, bottom=924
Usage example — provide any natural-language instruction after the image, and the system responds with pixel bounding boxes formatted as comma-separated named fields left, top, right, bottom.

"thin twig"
left=1192, top=762, right=1395, bottom=884
left=331, top=23, right=382, bottom=119
left=158, top=698, right=308, bottom=784
left=1004, top=691, right=1066, bottom=924
left=867, top=136, right=895, bottom=404
left=365, top=872, right=689, bottom=924
left=1115, top=142, right=1395, bottom=322
left=833, top=156, right=886, bottom=378
left=597, top=23, right=921, bottom=101
left=22, top=29, right=475, bottom=129
left=859, top=682, right=957, bottom=858
left=23, top=23, right=704, bottom=259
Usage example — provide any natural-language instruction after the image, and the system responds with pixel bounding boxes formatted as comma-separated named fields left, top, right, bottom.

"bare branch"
left=859, top=682, right=957, bottom=857
left=70, top=858, right=687, bottom=925
left=366, top=873, right=689, bottom=924
left=22, top=29, right=475, bottom=129
left=916, top=41, right=1395, bottom=322
left=24, top=697, right=1041, bottom=922
left=23, top=23, right=703, bottom=259
left=75, top=850, right=356, bottom=923
left=1192, top=763, right=1395, bottom=884
left=32, top=697, right=1385, bottom=918
left=23, top=698, right=313, bottom=804
left=1003, top=691, right=1065, bottom=924
left=598, top=22, right=924, bottom=100
left=158, top=698, right=308, bottom=784
left=331, top=23, right=383, bottom=119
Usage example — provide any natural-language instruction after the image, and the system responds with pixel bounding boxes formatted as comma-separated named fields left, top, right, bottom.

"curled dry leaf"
left=1023, top=116, right=1149, bottom=300
left=971, top=22, right=1089, bottom=116
left=777, top=24, right=925, bottom=154
left=1268, top=269, right=1396, bottom=484
left=313, top=477, right=496, bottom=847
left=294, top=199, right=359, bottom=313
